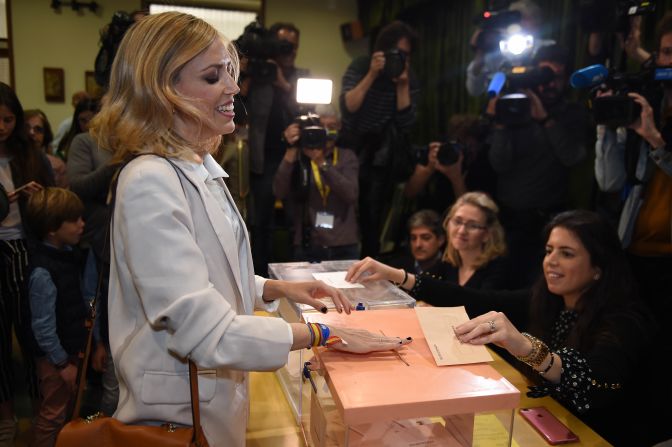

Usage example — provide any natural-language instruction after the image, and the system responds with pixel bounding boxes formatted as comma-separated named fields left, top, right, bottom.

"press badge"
left=315, top=212, right=335, bottom=229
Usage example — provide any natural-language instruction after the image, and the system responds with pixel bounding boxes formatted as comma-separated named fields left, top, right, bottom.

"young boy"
left=23, top=187, right=89, bottom=447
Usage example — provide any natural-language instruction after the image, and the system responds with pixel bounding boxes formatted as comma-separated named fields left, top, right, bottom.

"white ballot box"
left=267, top=260, right=416, bottom=422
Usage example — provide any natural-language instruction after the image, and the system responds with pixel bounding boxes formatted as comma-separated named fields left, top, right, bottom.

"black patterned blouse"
left=409, top=274, right=670, bottom=446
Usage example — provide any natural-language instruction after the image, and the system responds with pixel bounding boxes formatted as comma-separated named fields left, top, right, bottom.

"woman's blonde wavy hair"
left=90, top=12, right=239, bottom=162
left=442, top=191, right=507, bottom=269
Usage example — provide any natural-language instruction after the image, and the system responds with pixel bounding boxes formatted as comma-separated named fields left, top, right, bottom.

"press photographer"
left=467, top=0, right=554, bottom=96
left=581, top=0, right=656, bottom=66
left=340, top=20, right=420, bottom=257
left=273, top=104, right=359, bottom=262
left=242, top=21, right=309, bottom=274
left=594, top=11, right=672, bottom=325
left=487, top=44, right=588, bottom=288
left=404, top=115, right=496, bottom=215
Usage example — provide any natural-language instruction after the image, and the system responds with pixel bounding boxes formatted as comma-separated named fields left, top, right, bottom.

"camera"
left=473, top=9, right=522, bottom=53
left=383, top=49, right=407, bottom=78
left=234, top=20, right=295, bottom=83
left=572, top=63, right=670, bottom=126
left=415, top=141, right=463, bottom=166
left=295, top=113, right=327, bottom=150
left=580, top=0, right=655, bottom=34
left=94, top=11, right=136, bottom=88
left=494, top=66, right=555, bottom=125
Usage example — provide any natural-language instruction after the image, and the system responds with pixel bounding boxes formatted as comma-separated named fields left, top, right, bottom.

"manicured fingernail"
left=406, top=337, right=412, bottom=341
left=320, top=307, right=327, bottom=314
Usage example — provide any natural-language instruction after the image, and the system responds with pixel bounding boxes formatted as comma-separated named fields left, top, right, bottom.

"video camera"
left=580, top=0, right=655, bottom=34
left=293, top=78, right=334, bottom=150
left=473, top=4, right=522, bottom=53
left=234, top=20, right=295, bottom=83
left=489, top=65, right=556, bottom=125
left=295, top=113, right=327, bottom=150
left=570, top=63, right=671, bottom=126
left=94, top=11, right=136, bottom=88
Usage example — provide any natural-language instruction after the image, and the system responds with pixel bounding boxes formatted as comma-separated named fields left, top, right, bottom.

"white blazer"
left=108, top=154, right=293, bottom=446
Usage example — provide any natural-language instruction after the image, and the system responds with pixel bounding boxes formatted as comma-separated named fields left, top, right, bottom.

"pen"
left=302, top=362, right=318, bottom=393
left=380, top=330, right=410, bottom=366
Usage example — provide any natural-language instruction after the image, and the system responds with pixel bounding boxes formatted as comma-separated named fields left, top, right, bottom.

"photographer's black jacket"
left=489, top=100, right=588, bottom=211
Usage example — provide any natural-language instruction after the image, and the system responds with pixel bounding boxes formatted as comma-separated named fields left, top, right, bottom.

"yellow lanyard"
left=310, top=147, right=338, bottom=208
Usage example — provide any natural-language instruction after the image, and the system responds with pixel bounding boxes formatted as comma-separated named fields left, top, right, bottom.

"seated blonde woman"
left=359, top=192, right=509, bottom=298
left=438, top=191, right=508, bottom=289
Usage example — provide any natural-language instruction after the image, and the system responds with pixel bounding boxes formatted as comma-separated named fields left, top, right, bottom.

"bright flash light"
left=500, top=33, right=534, bottom=57
left=296, top=78, right=333, bottom=104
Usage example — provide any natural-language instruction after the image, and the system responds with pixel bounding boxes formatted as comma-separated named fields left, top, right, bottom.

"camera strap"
left=310, top=147, right=338, bottom=207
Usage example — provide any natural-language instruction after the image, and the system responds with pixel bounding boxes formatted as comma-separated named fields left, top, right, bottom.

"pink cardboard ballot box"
left=304, top=308, right=520, bottom=446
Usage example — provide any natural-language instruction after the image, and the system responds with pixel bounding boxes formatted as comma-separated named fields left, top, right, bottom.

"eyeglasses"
left=449, top=217, right=487, bottom=232
left=26, top=125, right=45, bottom=134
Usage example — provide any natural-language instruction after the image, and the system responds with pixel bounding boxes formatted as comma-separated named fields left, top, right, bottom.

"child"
left=23, top=187, right=89, bottom=447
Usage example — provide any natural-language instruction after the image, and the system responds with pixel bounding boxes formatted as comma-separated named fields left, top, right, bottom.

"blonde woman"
left=353, top=192, right=508, bottom=297
left=90, top=12, right=410, bottom=447
left=440, top=191, right=508, bottom=289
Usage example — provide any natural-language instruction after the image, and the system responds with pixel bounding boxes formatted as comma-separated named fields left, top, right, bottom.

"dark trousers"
left=32, top=356, right=76, bottom=447
left=0, top=239, right=39, bottom=403
left=358, top=167, right=392, bottom=258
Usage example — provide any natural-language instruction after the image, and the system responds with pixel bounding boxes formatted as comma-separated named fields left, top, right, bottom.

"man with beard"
left=487, top=44, right=588, bottom=288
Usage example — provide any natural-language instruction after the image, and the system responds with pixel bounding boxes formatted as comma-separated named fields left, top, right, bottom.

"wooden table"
left=247, top=349, right=611, bottom=445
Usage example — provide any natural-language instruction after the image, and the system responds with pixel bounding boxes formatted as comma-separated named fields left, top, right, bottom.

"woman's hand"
left=327, top=326, right=412, bottom=354
left=453, top=311, right=531, bottom=358
left=10, top=181, right=43, bottom=201
left=282, top=280, right=353, bottom=314
left=345, top=257, right=405, bottom=284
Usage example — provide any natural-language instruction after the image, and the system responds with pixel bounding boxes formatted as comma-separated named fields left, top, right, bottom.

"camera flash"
left=296, top=78, right=333, bottom=104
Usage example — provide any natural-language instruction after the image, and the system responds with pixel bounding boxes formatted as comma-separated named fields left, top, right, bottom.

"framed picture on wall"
left=43, top=67, right=65, bottom=102
left=85, top=71, right=104, bottom=99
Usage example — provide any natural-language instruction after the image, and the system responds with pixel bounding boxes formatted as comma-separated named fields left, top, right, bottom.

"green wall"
left=9, top=0, right=360, bottom=127
left=11, top=0, right=139, bottom=126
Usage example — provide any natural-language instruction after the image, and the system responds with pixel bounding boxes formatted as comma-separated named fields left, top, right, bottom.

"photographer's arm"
left=344, top=52, right=384, bottom=113
left=271, top=155, right=295, bottom=200
left=404, top=142, right=439, bottom=198
left=404, top=163, right=435, bottom=198
left=272, top=124, right=300, bottom=200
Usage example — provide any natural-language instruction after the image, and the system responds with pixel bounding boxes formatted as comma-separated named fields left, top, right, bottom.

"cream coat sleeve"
left=113, top=158, right=292, bottom=371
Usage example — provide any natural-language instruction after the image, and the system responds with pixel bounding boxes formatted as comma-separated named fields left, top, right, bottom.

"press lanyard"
left=310, top=147, right=338, bottom=208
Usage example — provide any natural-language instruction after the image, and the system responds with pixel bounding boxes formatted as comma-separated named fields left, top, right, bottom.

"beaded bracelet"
left=516, top=333, right=550, bottom=369
left=538, top=352, right=555, bottom=376
left=306, top=323, right=330, bottom=348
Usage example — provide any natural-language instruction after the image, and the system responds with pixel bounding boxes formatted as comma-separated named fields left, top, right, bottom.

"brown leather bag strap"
left=188, top=360, right=209, bottom=446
